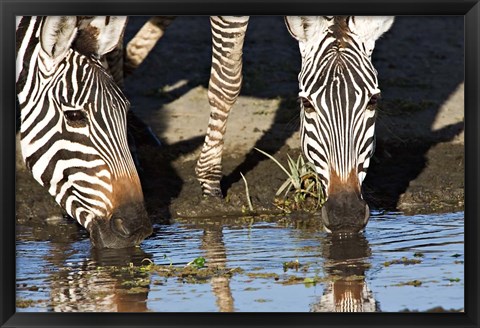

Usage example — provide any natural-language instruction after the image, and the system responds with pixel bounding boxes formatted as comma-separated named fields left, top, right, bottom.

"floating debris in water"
left=383, top=257, right=422, bottom=267
left=283, top=259, right=301, bottom=272
left=247, top=272, right=280, bottom=280
left=393, top=280, right=423, bottom=287
left=16, top=299, right=35, bottom=308
left=186, top=256, right=206, bottom=269
left=447, top=278, right=461, bottom=283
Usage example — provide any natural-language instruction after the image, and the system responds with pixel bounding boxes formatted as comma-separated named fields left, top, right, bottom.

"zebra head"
left=285, top=16, right=394, bottom=233
left=16, top=16, right=152, bottom=248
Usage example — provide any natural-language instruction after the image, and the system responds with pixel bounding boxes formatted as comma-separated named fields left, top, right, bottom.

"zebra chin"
left=86, top=203, right=153, bottom=249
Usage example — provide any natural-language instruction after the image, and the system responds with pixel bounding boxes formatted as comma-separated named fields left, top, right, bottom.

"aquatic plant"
left=254, top=148, right=325, bottom=213
left=186, top=256, right=206, bottom=269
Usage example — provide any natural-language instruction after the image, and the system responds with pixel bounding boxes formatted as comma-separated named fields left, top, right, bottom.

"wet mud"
left=16, top=137, right=464, bottom=227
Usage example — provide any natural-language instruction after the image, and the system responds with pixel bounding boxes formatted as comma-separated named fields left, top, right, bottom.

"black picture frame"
left=1, top=0, right=478, bottom=327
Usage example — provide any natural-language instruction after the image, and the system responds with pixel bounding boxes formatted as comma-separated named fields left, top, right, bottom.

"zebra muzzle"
left=87, top=204, right=152, bottom=249
left=321, top=191, right=370, bottom=234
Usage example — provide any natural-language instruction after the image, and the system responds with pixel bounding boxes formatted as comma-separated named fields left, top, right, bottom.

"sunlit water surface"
left=16, top=211, right=464, bottom=312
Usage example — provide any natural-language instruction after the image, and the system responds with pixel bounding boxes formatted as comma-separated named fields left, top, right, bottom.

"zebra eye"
left=64, top=110, right=88, bottom=125
left=300, top=97, right=316, bottom=114
left=367, top=93, right=381, bottom=109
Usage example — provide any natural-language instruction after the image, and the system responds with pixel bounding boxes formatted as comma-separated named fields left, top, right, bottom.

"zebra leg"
left=103, top=16, right=177, bottom=86
left=196, top=16, right=250, bottom=197
left=124, top=16, right=176, bottom=75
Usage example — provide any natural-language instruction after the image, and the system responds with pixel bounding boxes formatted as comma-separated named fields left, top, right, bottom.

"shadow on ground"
left=124, top=16, right=464, bottom=220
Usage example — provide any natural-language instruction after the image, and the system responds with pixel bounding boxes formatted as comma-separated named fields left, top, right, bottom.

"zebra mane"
left=74, top=16, right=127, bottom=58
left=285, top=16, right=331, bottom=43
left=330, top=16, right=353, bottom=49
left=73, top=18, right=102, bottom=57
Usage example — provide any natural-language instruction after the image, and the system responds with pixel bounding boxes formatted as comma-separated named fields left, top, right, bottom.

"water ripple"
left=16, top=211, right=464, bottom=312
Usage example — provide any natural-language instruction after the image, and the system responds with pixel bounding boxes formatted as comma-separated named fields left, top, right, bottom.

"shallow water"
left=16, top=211, right=464, bottom=312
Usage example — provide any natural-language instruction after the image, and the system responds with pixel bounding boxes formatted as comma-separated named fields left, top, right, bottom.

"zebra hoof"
left=202, top=187, right=223, bottom=198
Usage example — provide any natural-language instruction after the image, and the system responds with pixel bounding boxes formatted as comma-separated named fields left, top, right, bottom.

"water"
left=16, top=211, right=464, bottom=312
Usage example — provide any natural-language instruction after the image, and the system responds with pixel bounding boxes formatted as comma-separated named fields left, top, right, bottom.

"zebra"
left=16, top=16, right=152, bottom=248
left=284, top=16, right=394, bottom=233
left=122, top=16, right=394, bottom=233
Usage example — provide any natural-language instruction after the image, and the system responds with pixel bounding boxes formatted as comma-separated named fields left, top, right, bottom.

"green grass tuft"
left=255, top=148, right=325, bottom=213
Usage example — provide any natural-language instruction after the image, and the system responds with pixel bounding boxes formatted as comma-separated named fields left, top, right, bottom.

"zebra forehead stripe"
left=297, top=18, right=381, bottom=187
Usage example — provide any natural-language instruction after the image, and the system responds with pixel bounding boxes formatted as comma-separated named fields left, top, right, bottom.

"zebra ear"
left=348, top=16, right=394, bottom=53
left=76, top=16, right=127, bottom=57
left=40, top=16, right=78, bottom=70
left=285, top=16, right=307, bottom=41
left=285, top=16, right=331, bottom=42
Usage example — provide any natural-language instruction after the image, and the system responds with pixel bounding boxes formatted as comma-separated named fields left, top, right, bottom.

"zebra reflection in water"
left=312, top=234, right=378, bottom=312
left=45, top=244, right=151, bottom=312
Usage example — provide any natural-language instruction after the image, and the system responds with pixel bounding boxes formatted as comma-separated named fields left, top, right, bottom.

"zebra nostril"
left=111, top=217, right=132, bottom=238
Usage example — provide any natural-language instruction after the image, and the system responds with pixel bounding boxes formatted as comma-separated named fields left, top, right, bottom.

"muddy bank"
left=16, top=135, right=464, bottom=227
left=15, top=16, right=464, bottom=227
left=134, top=139, right=464, bottom=222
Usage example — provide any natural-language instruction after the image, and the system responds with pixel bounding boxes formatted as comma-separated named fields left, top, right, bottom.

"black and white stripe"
left=195, top=16, right=250, bottom=196
left=16, top=16, right=143, bottom=232
left=296, top=16, right=382, bottom=194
